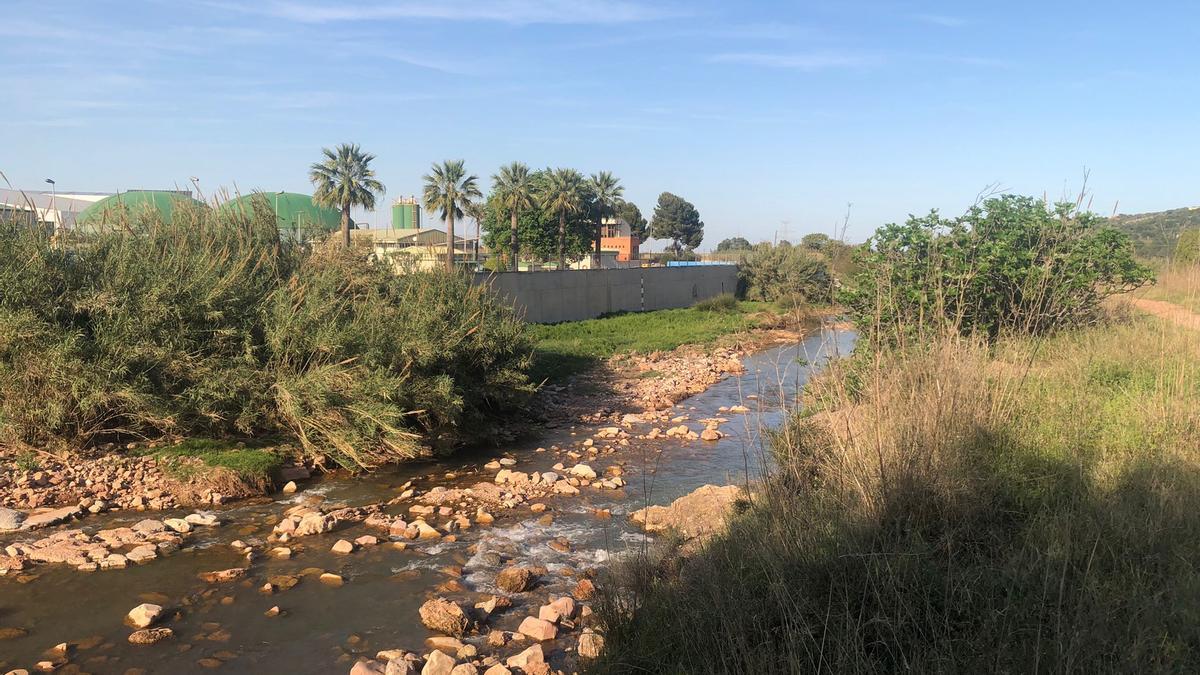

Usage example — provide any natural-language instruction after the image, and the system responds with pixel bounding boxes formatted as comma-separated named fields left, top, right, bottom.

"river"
left=0, top=328, right=854, bottom=674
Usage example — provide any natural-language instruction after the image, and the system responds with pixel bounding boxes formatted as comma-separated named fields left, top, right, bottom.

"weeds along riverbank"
left=589, top=195, right=1200, bottom=673
left=0, top=205, right=533, bottom=470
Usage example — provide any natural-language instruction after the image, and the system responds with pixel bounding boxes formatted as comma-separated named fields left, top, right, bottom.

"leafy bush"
left=736, top=242, right=833, bottom=304
left=0, top=208, right=533, bottom=468
left=1176, top=228, right=1200, bottom=266
left=842, top=195, right=1153, bottom=345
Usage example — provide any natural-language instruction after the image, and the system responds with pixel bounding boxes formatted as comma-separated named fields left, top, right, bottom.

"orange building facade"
left=599, top=217, right=640, bottom=261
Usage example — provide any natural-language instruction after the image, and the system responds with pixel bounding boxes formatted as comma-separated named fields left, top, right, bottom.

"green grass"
left=146, top=438, right=285, bottom=481
left=529, top=301, right=770, bottom=382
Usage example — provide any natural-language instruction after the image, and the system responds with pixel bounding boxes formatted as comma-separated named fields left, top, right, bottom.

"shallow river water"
left=0, top=329, right=854, bottom=674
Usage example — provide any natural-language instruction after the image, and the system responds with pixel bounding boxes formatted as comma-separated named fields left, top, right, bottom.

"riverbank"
left=591, top=307, right=1200, bottom=673
left=0, top=301, right=816, bottom=523
left=0, top=312, right=848, bottom=674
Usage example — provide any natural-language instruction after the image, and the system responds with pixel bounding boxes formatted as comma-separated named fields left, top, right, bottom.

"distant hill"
left=1108, top=207, right=1200, bottom=259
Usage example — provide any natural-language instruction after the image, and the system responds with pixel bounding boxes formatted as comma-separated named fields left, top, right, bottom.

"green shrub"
left=0, top=208, right=532, bottom=468
left=736, top=242, right=833, bottom=304
left=842, top=195, right=1153, bottom=345
left=1176, top=228, right=1200, bottom=266
left=692, top=293, right=738, bottom=313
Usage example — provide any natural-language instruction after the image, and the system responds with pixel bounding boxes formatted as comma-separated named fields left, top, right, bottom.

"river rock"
left=386, top=659, right=420, bottom=675
left=0, top=626, right=30, bottom=640
left=185, top=513, right=219, bottom=527
left=331, top=539, right=356, bottom=554
left=630, top=484, right=745, bottom=541
left=517, top=617, right=557, bottom=641
left=199, top=568, right=246, bottom=583
left=350, top=659, right=387, bottom=675
left=494, top=566, right=535, bottom=593
left=128, top=627, right=174, bottom=645
left=578, top=630, right=604, bottom=659
left=126, top=603, right=164, bottom=629
left=418, top=598, right=469, bottom=637
left=572, top=578, right=596, bottom=600
left=20, top=505, right=81, bottom=530
left=421, top=649, right=456, bottom=675
left=700, top=428, right=722, bottom=441
left=569, top=464, right=597, bottom=480
left=319, top=572, right=345, bottom=587
left=449, top=665, right=478, bottom=675
left=0, top=507, right=25, bottom=531
left=505, top=644, right=546, bottom=671
left=282, top=481, right=299, bottom=494
left=163, top=518, right=192, bottom=533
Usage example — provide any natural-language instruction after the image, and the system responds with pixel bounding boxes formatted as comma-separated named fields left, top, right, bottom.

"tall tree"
left=716, top=236, right=753, bottom=252
left=422, top=160, right=482, bottom=271
left=649, top=192, right=704, bottom=254
left=539, top=168, right=585, bottom=269
left=463, top=200, right=488, bottom=265
left=617, top=202, right=647, bottom=241
left=492, top=162, right=536, bottom=271
left=308, top=143, right=385, bottom=248
left=587, top=171, right=624, bottom=267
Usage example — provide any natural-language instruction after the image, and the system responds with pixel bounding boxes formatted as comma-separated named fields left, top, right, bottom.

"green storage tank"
left=392, top=199, right=421, bottom=230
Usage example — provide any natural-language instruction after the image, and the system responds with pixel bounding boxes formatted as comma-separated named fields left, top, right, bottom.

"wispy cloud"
left=709, top=51, right=881, bottom=71
left=223, top=0, right=682, bottom=24
left=915, top=14, right=967, bottom=28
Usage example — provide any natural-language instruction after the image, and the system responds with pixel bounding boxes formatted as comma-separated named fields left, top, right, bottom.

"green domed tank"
left=76, top=190, right=208, bottom=228
left=220, top=192, right=349, bottom=238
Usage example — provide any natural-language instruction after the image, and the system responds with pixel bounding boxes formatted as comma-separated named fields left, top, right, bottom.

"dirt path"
left=1128, top=297, right=1200, bottom=331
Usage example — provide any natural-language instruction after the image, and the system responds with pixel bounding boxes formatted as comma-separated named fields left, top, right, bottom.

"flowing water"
left=0, top=329, right=854, bottom=674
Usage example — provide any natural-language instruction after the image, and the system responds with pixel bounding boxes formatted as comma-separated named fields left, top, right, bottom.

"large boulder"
left=630, top=484, right=745, bottom=541
left=419, top=598, right=469, bottom=637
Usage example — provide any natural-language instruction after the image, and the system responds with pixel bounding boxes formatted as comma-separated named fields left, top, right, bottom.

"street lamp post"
left=44, top=178, right=57, bottom=242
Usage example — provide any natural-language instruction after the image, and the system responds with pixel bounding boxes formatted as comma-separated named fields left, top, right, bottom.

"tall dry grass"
left=593, top=287, right=1200, bottom=672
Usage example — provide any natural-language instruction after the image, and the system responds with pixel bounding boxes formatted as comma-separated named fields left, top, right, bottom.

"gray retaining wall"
left=474, top=265, right=739, bottom=323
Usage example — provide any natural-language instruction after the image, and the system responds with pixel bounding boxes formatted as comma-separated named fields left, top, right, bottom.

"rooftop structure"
left=220, top=192, right=347, bottom=239
left=77, top=190, right=206, bottom=228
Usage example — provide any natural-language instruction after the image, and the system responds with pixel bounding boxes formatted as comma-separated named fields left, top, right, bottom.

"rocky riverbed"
left=0, top=327, right=853, bottom=675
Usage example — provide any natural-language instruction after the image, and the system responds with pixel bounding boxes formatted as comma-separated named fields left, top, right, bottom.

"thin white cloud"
left=226, top=0, right=681, bottom=24
left=709, top=51, right=881, bottom=71
left=915, top=14, right=967, bottom=28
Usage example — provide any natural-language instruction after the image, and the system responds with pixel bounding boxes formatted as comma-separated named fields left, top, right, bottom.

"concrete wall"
left=474, top=265, right=739, bottom=323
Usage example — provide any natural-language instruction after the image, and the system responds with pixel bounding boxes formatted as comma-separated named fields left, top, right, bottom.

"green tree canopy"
left=716, top=237, right=752, bottom=252
left=617, top=202, right=648, bottom=241
left=800, top=233, right=831, bottom=251
left=309, top=143, right=385, bottom=248
left=481, top=169, right=591, bottom=266
left=649, top=192, right=704, bottom=253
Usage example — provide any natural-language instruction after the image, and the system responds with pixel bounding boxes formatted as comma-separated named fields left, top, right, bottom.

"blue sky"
left=3, top=1, right=1198, bottom=246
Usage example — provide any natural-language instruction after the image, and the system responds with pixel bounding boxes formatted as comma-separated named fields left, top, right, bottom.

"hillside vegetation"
left=0, top=205, right=533, bottom=468
left=1109, top=205, right=1200, bottom=258
left=591, top=195, right=1200, bottom=674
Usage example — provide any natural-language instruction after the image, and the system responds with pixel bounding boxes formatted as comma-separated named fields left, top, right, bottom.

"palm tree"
left=422, top=160, right=482, bottom=271
left=309, top=143, right=385, bottom=248
left=492, top=162, right=535, bottom=271
left=539, top=168, right=585, bottom=270
left=463, top=199, right=487, bottom=266
left=587, top=171, right=624, bottom=267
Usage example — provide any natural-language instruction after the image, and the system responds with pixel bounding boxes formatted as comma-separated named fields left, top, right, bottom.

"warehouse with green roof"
left=76, top=190, right=208, bottom=228
left=220, top=192, right=348, bottom=240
